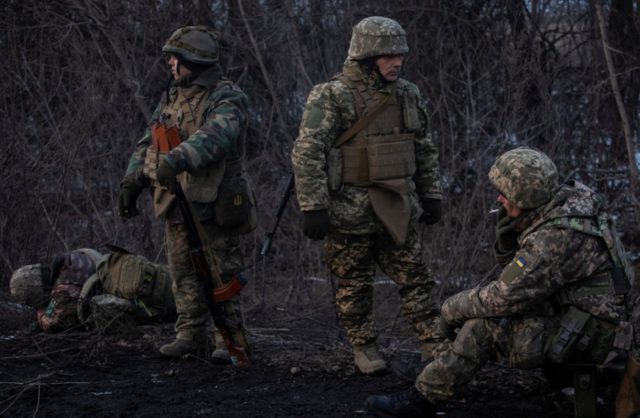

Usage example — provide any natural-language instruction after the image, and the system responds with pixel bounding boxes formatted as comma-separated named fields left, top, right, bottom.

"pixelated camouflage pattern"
left=126, top=68, right=248, bottom=184
left=416, top=181, right=630, bottom=401
left=292, top=59, right=441, bottom=235
left=348, top=16, right=409, bottom=60
left=162, top=26, right=219, bottom=64
left=489, top=147, right=559, bottom=209
left=325, top=227, right=440, bottom=348
left=441, top=181, right=627, bottom=326
left=166, top=219, right=244, bottom=339
left=416, top=316, right=556, bottom=401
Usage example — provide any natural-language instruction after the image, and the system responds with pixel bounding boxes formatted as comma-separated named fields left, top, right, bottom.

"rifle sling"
left=333, top=92, right=392, bottom=148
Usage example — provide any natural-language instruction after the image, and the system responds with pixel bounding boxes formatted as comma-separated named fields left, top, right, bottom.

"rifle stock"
left=260, top=174, right=294, bottom=256
left=173, top=183, right=249, bottom=367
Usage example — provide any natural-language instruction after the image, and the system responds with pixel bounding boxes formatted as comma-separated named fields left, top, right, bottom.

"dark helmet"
left=488, top=147, right=559, bottom=209
left=162, top=26, right=219, bottom=64
left=347, top=16, right=409, bottom=60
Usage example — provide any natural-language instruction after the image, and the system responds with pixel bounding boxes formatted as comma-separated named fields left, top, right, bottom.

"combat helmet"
left=488, top=147, right=559, bottom=209
left=162, top=25, right=219, bottom=64
left=10, top=264, right=44, bottom=307
left=348, top=16, right=409, bottom=60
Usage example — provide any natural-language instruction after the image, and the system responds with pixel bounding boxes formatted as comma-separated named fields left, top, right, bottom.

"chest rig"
left=335, top=71, right=421, bottom=187
left=534, top=214, right=632, bottom=303
left=143, top=82, right=232, bottom=217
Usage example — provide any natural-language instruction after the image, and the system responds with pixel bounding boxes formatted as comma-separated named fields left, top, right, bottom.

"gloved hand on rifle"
left=302, top=209, right=330, bottom=240
left=156, top=158, right=179, bottom=194
left=118, top=177, right=144, bottom=219
left=420, top=198, right=442, bottom=225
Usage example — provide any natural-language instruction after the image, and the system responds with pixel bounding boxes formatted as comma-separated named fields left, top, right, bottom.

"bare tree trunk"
left=595, top=2, right=640, bottom=210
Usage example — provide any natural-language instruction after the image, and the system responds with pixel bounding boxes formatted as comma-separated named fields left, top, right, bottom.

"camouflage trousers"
left=324, top=227, right=439, bottom=348
left=416, top=316, right=555, bottom=402
left=165, top=218, right=244, bottom=340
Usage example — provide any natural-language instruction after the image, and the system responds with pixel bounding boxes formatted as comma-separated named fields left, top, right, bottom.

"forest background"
left=2, top=0, right=639, bottom=312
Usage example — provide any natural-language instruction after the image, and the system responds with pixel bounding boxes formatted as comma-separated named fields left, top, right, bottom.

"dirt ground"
left=0, top=289, right=618, bottom=418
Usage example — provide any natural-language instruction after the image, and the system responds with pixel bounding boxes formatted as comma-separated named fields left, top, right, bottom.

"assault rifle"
left=260, top=174, right=295, bottom=256
left=173, top=182, right=250, bottom=367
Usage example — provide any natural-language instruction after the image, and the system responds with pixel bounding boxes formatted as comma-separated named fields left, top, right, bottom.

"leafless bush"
left=1, top=0, right=638, bottom=318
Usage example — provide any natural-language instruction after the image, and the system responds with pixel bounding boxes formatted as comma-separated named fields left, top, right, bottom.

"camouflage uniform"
left=415, top=149, right=632, bottom=402
left=121, top=26, right=252, bottom=354
left=10, top=248, right=175, bottom=332
left=291, top=17, right=442, bottom=364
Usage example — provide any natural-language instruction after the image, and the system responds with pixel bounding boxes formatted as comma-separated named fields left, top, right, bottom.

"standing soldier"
left=366, top=147, right=634, bottom=417
left=118, top=26, right=256, bottom=361
left=291, top=16, right=443, bottom=375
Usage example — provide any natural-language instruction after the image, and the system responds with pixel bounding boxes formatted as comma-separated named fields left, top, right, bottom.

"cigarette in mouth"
left=489, top=208, right=500, bottom=214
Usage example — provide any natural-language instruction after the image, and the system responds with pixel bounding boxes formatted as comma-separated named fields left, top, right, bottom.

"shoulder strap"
left=333, top=93, right=392, bottom=148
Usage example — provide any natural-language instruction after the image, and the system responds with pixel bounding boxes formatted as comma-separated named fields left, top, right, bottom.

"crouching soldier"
left=366, top=147, right=634, bottom=417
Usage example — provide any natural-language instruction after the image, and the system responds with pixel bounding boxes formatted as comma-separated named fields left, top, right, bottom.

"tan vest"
left=143, top=83, right=230, bottom=217
left=335, top=70, right=421, bottom=244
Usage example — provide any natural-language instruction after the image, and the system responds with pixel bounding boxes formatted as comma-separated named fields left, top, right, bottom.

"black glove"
left=420, top=198, right=442, bottom=225
left=156, top=159, right=178, bottom=194
left=302, top=210, right=330, bottom=240
left=118, top=179, right=143, bottom=219
left=495, top=207, right=520, bottom=253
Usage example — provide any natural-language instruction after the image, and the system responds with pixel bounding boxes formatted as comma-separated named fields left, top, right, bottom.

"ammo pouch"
left=213, top=164, right=257, bottom=234
left=367, top=135, right=416, bottom=182
left=341, top=135, right=416, bottom=186
left=546, top=306, right=617, bottom=364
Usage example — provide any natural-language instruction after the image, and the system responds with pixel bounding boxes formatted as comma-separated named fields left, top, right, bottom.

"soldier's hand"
left=156, top=159, right=178, bottom=194
left=118, top=179, right=143, bottom=219
left=420, top=198, right=442, bottom=225
left=495, top=207, right=520, bottom=253
left=302, top=209, right=330, bottom=240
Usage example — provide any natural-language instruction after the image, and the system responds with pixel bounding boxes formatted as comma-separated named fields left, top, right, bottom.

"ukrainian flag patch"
left=515, top=256, right=527, bottom=268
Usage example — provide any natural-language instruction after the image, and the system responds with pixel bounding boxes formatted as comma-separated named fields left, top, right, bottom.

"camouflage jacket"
left=442, top=181, right=628, bottom=325
left=291, top=59, right=441, bottom=235
left=125, top=68, right=249, bottom=184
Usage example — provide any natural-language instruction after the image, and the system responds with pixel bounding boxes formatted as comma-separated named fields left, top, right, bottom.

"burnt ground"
left=0, top=288, right=619, bottom=418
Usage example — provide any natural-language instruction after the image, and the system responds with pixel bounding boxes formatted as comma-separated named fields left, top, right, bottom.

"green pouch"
left=546, top=306, right=591, bottom=363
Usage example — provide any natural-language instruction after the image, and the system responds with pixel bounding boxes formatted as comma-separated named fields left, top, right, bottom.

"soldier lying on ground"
left=366, top=147, right=636, bottom=417
left=11, top=246, right=234, bottom=363
left=9, top=246, right=176, bottom=332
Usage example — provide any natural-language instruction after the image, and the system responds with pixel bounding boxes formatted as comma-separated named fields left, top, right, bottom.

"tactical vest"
left=333, top=71, right=420, bottom=188
left=534, top=214, right=632, bottom=303
left=143, top=81, right=243, bottom=218
left=532, top=215, right=634, bottom=363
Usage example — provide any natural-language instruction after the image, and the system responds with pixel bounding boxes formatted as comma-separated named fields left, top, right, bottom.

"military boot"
left=211, top=329, right=231, bottom=363
left=365, top=386, right=437, bottom=418
left=354, top=344, right=387, bottom=375
left=159, top=333, right=207, bottom=358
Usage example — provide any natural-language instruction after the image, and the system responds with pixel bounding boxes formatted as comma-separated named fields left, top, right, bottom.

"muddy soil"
left=0, top=291, right=616, bottom=418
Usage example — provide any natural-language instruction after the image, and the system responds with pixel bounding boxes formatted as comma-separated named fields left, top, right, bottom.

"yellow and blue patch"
left=515, top=256, right=527, bottom=269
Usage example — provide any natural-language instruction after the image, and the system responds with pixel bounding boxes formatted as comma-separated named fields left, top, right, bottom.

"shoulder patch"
left=500, top=252, right=535, bottom=284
